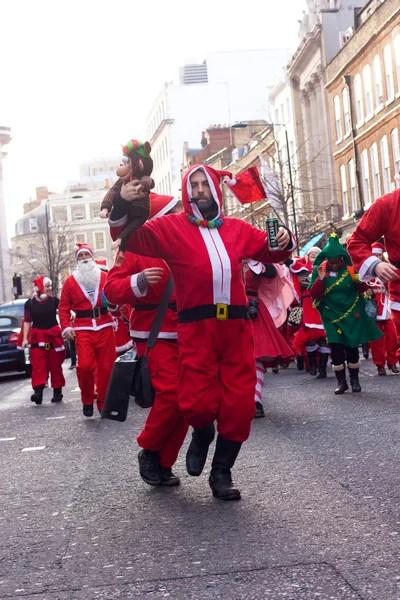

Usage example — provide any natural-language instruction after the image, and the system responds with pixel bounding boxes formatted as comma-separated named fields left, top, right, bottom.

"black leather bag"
left=131, top=354, right=155, bottom=408
left=101, top=348, right=138, bottom=422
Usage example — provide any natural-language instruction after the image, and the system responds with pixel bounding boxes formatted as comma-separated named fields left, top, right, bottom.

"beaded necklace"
left=186, top=212, right=224, bottom=229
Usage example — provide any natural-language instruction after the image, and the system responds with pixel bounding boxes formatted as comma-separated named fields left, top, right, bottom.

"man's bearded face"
left=75, top=255, right=100, bottom=289
left=189, top=170, right=214, bottom=211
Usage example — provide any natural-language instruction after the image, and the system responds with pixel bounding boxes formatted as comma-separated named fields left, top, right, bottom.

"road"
left=1, top=357, right=400, bottom=599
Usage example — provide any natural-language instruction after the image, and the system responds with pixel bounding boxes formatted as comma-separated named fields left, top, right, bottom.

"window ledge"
left=356, top=120, right=365, bottom=129
left=342, top=214, right=350, bottom=220
left=336, top=138, right=343, bottom=145
left=365, top=113, right=374, bottom=123
left=344, top=132, right=351, bottom=140
left=385, top=97, right=395, bottom=106
left=396, top=91, right=400, bottom=99
left=374, top=103, right=384, bottom=115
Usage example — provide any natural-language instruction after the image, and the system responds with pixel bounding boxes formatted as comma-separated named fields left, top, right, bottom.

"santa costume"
left=109, top=163, right=295, bottom=500
left=245, top=261, right=293, bottom=418
left=58, top=243, right=116, bottom=416
left=367, top=242, right=399, bottom=375
left=105, top=194, right=188, bottom=486
left=23, top=276, right=65, bottom=405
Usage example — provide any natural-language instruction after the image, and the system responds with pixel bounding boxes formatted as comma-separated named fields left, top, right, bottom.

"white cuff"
left=109, top=214, right=128, bottom=227
left=62, top=327, right=73, bottom=336
left=359, top=255, right=381, bottom=281
left=131, top=273, right=147, bottom=298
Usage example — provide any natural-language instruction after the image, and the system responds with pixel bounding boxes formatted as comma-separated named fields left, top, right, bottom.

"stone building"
left=325, top=0, right=400, bottom=239
left=0, top=126, right=12, bottom=302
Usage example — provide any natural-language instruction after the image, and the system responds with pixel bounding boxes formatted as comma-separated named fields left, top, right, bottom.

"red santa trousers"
left=75, top=327, right=116, bottom=410
left=177, top=319, right=256, bottom=443
left=370, top=318, right=398, bottom=366
left=136, top=340, right=188, bottom=468
left=31, top=346, right=65, bottom=389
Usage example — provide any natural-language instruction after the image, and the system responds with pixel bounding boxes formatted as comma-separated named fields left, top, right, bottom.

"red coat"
left=59, top=271, right=114, bottom=335
left=104, top=252, right=178, bottom=341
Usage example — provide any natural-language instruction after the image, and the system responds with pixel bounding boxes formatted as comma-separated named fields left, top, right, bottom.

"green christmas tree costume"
left=309, top=234, right=382, bottom=347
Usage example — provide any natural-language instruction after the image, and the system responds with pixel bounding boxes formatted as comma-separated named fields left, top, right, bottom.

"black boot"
left=209, top=435, right=242, bottom=501
left=82, top=404, right=94, bottom=417
left=51, top=388, right=63, bottom=403
left=159, top=466, right=180, bottom=486
left=296, top=354, right=304, bottom=371
left=254, top=401, right=265, bottom=418
left=30, top=385, right=44, bottom=405
left=316, top=353, right=329, bottom=379
left=334, top=366, right=349, bottom=395
left=307, top=351, right=318, bottom=376
left=138, top=449, right=161, bottom=486
left=362, top=343, right=369, bottom=360
left=186, top=423, right=215, bottom=476
left=348, top=363, right=362, bottom=392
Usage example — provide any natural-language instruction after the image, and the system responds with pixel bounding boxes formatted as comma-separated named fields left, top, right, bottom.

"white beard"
left=74, top=259, right=100, bottom=290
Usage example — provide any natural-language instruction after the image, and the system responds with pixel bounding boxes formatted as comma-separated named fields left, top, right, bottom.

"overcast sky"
left=1, top=0, right=307, bottom=240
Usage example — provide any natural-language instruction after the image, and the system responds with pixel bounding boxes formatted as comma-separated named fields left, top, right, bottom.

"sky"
left=0, top=0, right=307, bottom=240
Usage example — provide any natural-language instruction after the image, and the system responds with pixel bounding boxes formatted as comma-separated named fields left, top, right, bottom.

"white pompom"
left=226, top=178, right=237, bottom=186
left=40, top=293, right=48, bottom=300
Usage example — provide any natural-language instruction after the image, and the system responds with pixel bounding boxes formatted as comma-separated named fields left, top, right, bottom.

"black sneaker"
left=68, top=364, right=76, bottom=370
left=138, top=449, right=161, bottom=486
left=82, top=404, right=94, bottom=417
left=159, top=466, right=180, bottom=486
left=254, top=402, right=265, bottom=418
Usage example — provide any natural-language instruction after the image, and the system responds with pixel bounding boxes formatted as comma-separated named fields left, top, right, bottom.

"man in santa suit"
left=367, top=242, right=399, bottom=375
left=109, top=164, right=295, bottom=501
left=347, top=189, right=400, bottom=356
left=58, top=243, right=116, bottom=417
left=105, top=194, right=188, bottom=487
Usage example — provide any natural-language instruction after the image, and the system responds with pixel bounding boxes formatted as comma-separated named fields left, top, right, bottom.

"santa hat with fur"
left=95, top=259, right=108, bottom=272
left=149, top=194, right=179, bottom=219
left=371, top=241, right=385, bottom=255
left=225, top=166, right=267, bottom=205
left=74, top=242, right=94, bottom=261
left=33, top=275, right=52, bottom=300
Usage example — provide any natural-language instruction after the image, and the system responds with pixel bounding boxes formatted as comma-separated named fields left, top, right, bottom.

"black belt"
left=246, top=291, right=258, bottom=297
left=178, top=304, right=249, bottom=323
left=31, top=343, right=54, bottom=350
left=391, top=261, right=400, bottom=269
left=135, top=302, right=177, bottom=312
left=75, top=307, right=108, bottom=319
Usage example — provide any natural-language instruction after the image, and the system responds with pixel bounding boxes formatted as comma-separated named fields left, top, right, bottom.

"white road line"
left=21, top=446, right=46, bottom=452
left=0, top=437, right=16, bottom=441
left=45, top=416, right=66, bottom=420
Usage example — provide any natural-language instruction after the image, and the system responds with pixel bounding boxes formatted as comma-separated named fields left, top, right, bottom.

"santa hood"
left=149, top=193, right=179, bottom=219
left=33, top=275, right=52, bottom=300
left=181, top=165, right=232, bottom=219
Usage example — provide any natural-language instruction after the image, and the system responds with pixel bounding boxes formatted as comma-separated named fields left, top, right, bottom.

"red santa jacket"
left=368, top=278, right=391, bottom=321
left=104, top=252, right=177, bottom=341
left=109, top=167, right=294, bottom=314
left=59, top=270, right=114, bottom=335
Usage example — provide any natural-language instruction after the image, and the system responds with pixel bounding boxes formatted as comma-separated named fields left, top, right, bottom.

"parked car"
left=0, top=313, right=32, bottom=376
left=0, top=298, right=28, bottom=318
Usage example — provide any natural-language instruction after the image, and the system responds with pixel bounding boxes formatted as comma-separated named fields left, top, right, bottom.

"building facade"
left=325, top=0, right=400, bottom=238
left=0, top=126, right=12, bottom=302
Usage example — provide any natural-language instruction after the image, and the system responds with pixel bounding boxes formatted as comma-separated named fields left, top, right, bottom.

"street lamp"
left=231, top=121, right=299, bottom=247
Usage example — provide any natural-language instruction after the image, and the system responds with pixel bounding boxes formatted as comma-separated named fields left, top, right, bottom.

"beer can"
left=266, top=218, right=280, bottom=251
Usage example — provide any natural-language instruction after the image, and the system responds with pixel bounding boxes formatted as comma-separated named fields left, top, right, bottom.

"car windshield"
left=0, top=303, right=25, bottom=317
left=0, top=316, right=19, bottom=328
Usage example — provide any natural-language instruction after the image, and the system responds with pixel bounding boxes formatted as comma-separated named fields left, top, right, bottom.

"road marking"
left=0, top=437, right=16, bottom=441
left=45, top=416, right=66, bottom=420
left=21, top=446, right=46, bottom=452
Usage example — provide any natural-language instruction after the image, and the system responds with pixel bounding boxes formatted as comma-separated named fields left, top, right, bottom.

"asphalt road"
left=1, top=356, right=400, bottom=599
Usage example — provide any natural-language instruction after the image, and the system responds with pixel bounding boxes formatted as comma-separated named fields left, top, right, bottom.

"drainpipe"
left=343, top=74, right=364, bottom=219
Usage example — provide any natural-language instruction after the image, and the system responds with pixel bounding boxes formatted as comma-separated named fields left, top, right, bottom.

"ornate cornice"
left=287, top=25, right=322, bottom=79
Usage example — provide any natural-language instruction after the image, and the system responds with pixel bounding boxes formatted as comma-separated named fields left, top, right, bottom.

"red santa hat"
left=32, top=275, right=52, bottom=300
left=181, top=165, right=233, bottom=219
left=225, top=166, right=267, bottom=205
left=149, top=193, right=179, bottom=219
left=371, top=242, right=385, bottom=255
left=95, top=259, right=108, bottom=272
left=74, top=242, right=94, bottom=261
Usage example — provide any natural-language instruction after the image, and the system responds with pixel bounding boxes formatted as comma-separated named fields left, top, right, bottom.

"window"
left=395, top=35, right=400, bottom=94
left=91, top=205, right=101, bottom=219
left=333, top=95, right=342, bottom=141
left=391, top=128, right=400, bottom=177
left=373, top=55, right=384, bottom=108
left=363, top=65, right=373, bottom=118
left=75, top=233, right=86, bottom=244
left=348, top=159, right=357, bottom=211
left=380, top=135, right=391, bottom=194
left=16, top=246, right=22, bottom=264
left=16, top=220, right=23, bottom=235
left=72, top=205, right=85, bottom=221
left=342, top=88, right=351, bottom=136
left=286, top=98, right=291, bottom=121
left=94, top=231, right=105, bottom=250
left=361, top=149, right=372, bottom=207
left=29, top=218, right=38, bottom=233
left=384, top=44, right=395, bottom=101
left=340, top=165, right=349, bottom=217
left=354, top=74, right=364, bottom=125
left=52, top=206, right=67, bottom=222
left=29, top=245, right=36, bottom=261
left=370, top=143, right=381, bottom=198
left=92, top=168, right=98, bottom=176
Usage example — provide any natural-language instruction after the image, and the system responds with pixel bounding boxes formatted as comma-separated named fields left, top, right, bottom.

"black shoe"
left=334, top=367, right=349, bottom=395
left=307, top=351, right=318, bottom=376
left=316, top=352, right=329, bottom=379
left=51, top=388, right=63, bottom=403
left=254, top=402, right=265, bottom=418
left=296, top=354, right=304, bottom=371
left=68, top=364, right=76, bottom=370
left=362, top=343, right=369, bottom=360
left=159, top=466, right=180, bottom=486
left=209, top=435, right=242, bottom=501
left=138, top=449, right=161, bottom=486
left=30, top=385, right=44, bottom=405
left=348, top=367, right=362, bottom=392
left=186, top=423, right=215, bottom=476
left=82, top=404, right=94, bottom=417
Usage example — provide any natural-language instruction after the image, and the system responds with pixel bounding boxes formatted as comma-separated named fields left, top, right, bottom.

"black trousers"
left=69, top=339, right=77, bottom=366
left=330, top=343, right=359, bottom=366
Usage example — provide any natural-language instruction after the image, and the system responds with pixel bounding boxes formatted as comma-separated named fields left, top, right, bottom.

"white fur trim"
left=151, top=198, right=179, bottom=220
left=359, top=255, right=381, bottom=281
left=248, top=260, right=263, bottom=274
left=109, top=214, right=128, bottom=227
left=304, top=323, right=325, bottom=329
left=130, top=330, right=177, bottom=340
left=290, top=264, right=308, bottom=274
left=131, top=274, right=147, bottom=298
left=73, top=322, right=114, bottom=332
left=372, top=248, right=383, bottom=255
left=43, top=277, right=52, bottom=286
left=389, top=301, right=400, bottom=311
left=319, top=346, right=331, bottom=354
left=187, top=166, right=221, bottom=220
left=76, top=248, right=94, bottom=260
left=62, top=327, right=74, bottom=336
left=116, top=340, right=134, bottom=353
left=198, top=227, right=231, bottom=304
left=305, top=343, right=318, bottom=352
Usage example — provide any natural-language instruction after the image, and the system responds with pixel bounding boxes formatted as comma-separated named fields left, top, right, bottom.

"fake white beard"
left=74, top=259, right=100, bottom=290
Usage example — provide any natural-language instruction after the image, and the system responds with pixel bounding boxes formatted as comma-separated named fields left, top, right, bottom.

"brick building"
left=325, top=0, right=400, bottom=239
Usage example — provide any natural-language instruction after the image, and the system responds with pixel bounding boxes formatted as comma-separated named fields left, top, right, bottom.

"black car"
left=0, top=313, right=32, bottom=376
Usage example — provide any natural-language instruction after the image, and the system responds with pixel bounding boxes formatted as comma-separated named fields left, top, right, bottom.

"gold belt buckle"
left=45, top=343, right=51, bottom=350
left=93, top=307, right=101, bottom=319
left=216, top=303, right=228, bottom=320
